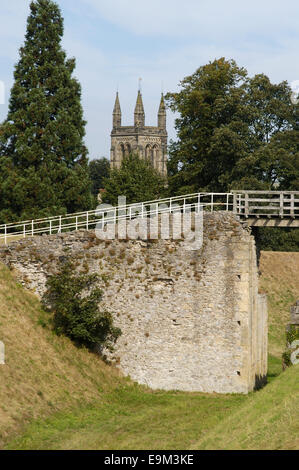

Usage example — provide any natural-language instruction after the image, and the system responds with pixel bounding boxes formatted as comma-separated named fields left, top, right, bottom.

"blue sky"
left=0, top=0, right=298, bottom=160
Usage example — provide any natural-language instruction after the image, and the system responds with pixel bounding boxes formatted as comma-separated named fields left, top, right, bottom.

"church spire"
left=113, top=92, right=121, bottom=128
left=158, top=93, right=166, bottom=129
left=134, top=90, right=145, bottom=128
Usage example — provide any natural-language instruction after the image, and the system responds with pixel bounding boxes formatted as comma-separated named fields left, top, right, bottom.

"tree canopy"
left=0, top=0, right=92, bottom=222
left=102, top=154, right=167, bottom=206
left=166, top=58, right=298, bottom=195
left=89, top=158, right=110, bottom=197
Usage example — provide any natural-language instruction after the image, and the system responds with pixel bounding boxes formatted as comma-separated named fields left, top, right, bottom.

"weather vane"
left=139, top=77, right=142, bottom=92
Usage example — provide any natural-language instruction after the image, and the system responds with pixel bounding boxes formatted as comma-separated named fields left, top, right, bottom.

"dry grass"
left=259, top=251, right=299, bottom=357
left=0, top=235, right=25, bottom=245
left=0, top=264, right=124, bottom=448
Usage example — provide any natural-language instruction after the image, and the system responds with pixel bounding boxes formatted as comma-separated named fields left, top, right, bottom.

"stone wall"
left=0, top=212, right=268, bottom=394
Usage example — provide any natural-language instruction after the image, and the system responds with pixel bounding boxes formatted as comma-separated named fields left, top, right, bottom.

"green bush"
left=43, top=261, right=121, bottom=352
left=282, top=325, right=299, bottom=370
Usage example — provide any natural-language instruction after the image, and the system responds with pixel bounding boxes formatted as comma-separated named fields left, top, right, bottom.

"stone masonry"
left=110, top=91, right=168, bottom=176
left=0, top=212, right=268, bottom=394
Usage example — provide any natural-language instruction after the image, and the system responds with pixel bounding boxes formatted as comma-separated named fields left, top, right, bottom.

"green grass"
left=2, top=251, right=299, bottom=450
left=5, top=385, right=247, bottom=450
left=267, top=354, right=283, bottom=384
left=193, top=364, right=299, bottom=450
left=6, top=362, right=298, bottom=450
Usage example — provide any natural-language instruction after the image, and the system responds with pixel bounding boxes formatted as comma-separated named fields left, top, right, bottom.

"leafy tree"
left=102, top=153, right=167, bottom=206
left=253, top=226, right=299, bottom=254
left=230, top=76, right=298, bottom=190
left=43, top=261, right=121, bottom=351
left=166, top=58, right=298, bottom=194
left=0, top=0, right=93, bottom=222
left=89, top=158, right=110, bottom=196
left=166, top=58, right=248, bottom=194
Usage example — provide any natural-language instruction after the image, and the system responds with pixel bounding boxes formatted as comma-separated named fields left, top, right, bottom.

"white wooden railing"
left=0, top=191, right=298, bottom=244
left=0, top=193, right=233, bottom=244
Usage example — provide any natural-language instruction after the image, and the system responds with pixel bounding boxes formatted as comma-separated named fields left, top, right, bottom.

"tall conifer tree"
left=0, top=0, right=92, bottom=222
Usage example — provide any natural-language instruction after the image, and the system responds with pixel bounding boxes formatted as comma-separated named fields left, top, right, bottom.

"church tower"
left=110, top=90, right=168, bottom=177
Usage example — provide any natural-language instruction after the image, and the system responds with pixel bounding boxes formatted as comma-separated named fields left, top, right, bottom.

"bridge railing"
left=0, top=193, right=234, bottom=245
left=232, top=191, right=299, bottom=219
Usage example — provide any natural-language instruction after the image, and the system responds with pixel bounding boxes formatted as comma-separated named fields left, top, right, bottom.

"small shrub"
left=42, top=261, right=121, bottom=352
left=282, top=325, right=299, bottom=370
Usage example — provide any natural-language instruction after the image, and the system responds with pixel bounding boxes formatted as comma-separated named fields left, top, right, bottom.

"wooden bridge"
left=233, top=191, right=299, bottom=227
left=0, top=190, right=298, bottom=244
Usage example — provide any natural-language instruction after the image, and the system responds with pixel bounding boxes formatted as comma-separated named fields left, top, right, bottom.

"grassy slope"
left=193, top=364, right=299, bottom=450
left=259, top=251, right=299, bottom=357
left=0, top=264, right=124, bottom=448
left=1, top=251, right=299, bottom=450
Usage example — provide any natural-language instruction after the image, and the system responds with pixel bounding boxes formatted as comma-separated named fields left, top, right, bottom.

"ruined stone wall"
left=0, top=212, right=267, bottom=394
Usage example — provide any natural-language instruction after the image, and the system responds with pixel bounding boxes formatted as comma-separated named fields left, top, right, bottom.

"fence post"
left=4, top=225, right=7, bottom=245
left=233, top=193, right=237, bottom=214
left=59, top=215, right=62, bottom=233
left=291, top=193, right=295, bottom=218
left=24, top=224, right=26, bottom=239
left=280, top=193, right=284, bottom=218
left=245, top=193, right=249, bottom=217
left=86, top=212, right=89, bottom=230
left=32, top=220, right=34, bottom=237
left=211, top=194, right=214, bottom=212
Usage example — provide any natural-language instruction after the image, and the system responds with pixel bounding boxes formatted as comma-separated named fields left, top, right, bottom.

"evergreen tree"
left=102, top=154, right=167, bottom=206
left=0, top=0, right=92, bottom=222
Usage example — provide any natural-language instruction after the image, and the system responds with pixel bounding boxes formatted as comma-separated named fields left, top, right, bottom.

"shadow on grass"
left=267, top=354, right=283, bottom=384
